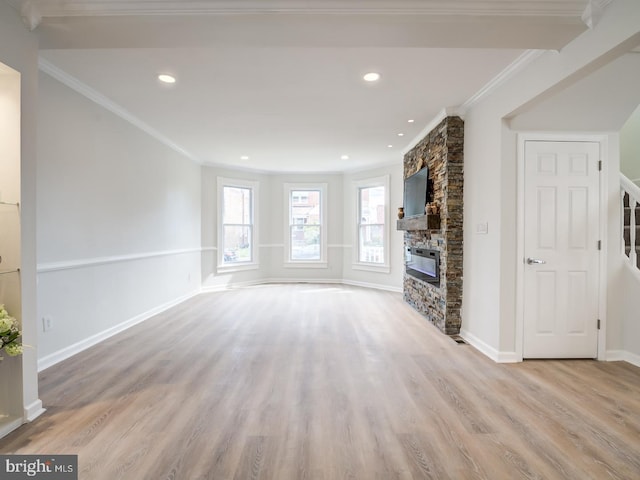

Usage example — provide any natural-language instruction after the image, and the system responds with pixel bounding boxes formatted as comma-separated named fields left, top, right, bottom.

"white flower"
left=0, top=304, right=23, bottom=358
left=4, top=342, right=23, bottom=357
left=0, top=315, right=14, bottom=334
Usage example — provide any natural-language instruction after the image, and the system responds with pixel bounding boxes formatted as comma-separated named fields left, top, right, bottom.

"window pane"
left=223, top=226, right=252, bottom=263
left=360, top=186, right=385, bottom=225
left=359, top=225, right=384, bottom=263
left=223, top=186, right=251, bottom=224
left=290, top=225, right=320, bottom=260
left=291, top=190, right=321, bottom=225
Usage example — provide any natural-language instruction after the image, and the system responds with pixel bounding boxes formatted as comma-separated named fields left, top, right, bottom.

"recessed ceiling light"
left=240, top=155, right=250, bottom=160
left=408, top=119, right=415, bottom=123
left=158, top=74, right=176, bottom=84
left=341, top=155, right=350, bottom=160
left=387, top=144, right=393, bottom=148
left=363, top=72, right=381, bottom=82
left=397, top=133, right=405, bottom=137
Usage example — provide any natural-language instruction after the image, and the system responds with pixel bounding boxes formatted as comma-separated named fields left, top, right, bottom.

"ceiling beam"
left=7, top=0, right=591, bottom=18
left=33, top=14, right=587, bottom=50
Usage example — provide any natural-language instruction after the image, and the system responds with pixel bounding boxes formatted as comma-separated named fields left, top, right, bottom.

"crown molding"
left=402, top=107, right=464, bottom=156
left=8, top=0, right=590, bottom=18
left=38, top=57, right=201, bottom=165
left=460, top=49, right=546, bottom=113
left=5, top=0, right=42, bottom=30
left=581, top=0, right=614, bottom=29
left=402, top=48, right=547, bottom=154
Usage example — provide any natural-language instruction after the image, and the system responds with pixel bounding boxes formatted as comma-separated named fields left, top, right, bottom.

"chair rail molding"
left=37, top=247, right=202, bottom=274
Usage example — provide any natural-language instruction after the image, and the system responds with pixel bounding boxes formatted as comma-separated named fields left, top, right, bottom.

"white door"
left=523, top=141, right=600, bottom=358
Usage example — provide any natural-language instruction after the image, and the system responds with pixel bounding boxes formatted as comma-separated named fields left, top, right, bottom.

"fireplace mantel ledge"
left=397, top=214, right=441, bottom=231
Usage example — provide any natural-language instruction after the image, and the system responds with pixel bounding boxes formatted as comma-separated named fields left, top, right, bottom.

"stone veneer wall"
left=403, top=116, right=463, bottom=335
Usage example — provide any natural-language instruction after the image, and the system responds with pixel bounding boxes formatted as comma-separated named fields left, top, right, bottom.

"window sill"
left=217, top=262, right=259, bottom=273
left=352, top=263, right=391, bottom=274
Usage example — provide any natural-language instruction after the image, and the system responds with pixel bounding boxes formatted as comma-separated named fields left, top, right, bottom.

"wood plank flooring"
left=1, top=283, right=639, bottom=479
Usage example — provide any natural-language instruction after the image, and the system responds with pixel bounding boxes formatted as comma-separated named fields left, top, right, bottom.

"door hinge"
left=598, top=240, right=601, bottom=250
left=598, top=160, right=602, bottom=171
left=597, top=319, right=601, bottom=330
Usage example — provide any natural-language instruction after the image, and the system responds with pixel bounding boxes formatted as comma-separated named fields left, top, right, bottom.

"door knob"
left=526, top=257, right=546, bottom=265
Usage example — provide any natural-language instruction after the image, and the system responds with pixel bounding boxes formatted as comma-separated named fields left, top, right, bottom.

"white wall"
left=599, top=134, right=640, bottom=364
left=612, top=100, right=640, bottom=364
left=201, top=166, right=271, bottom=289
left=202, top=167, right=342, bottom=288
left=37, top=72, right=202, bottom=368
left=266, top=172, right=345, bottom=281
left=506, top=53, right=640, bottom=363
left=461, top=0, right=640, bottom=360
left=460, top=107, right=505, bottom=353
left=620, top=103, right=640, bottom=183
left=342, top=164, right=405, bottom=291
left=615, top=265, right=640, bottom=362
left=0, top=1, right=41, bottom=423
left=201, top=163, right=404, bottom=291
left=509, top=53, right=640, bottom=133
left=35, top=72, right=403, bottom=366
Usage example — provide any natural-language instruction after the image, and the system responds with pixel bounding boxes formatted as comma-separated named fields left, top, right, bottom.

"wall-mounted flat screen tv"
left=404, top=167, right=430, bottom=218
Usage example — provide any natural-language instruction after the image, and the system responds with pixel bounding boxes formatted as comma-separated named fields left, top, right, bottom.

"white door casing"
left=522, top=140, right=600, bottom=358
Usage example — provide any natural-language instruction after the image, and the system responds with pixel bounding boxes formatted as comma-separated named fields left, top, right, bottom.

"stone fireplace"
left=397, top=116, right=463, bottom=335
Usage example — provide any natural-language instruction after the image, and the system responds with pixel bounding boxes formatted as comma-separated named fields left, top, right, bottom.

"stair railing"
left=621, top=173, right=640, bottom=270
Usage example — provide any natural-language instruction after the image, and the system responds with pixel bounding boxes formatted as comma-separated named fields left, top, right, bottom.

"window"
left=292, top=193, right=309, bottom=204
left=354, top=176, right=390, bottom=272
left=285, top=183, right=327, bottom=266
left=218, top=177, right=258, bottom=270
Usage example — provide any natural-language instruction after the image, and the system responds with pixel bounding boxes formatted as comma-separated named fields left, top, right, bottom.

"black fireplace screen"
left=406, top=247, right=440, bottom=286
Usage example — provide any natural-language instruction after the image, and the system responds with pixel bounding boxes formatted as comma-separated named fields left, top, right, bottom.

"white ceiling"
left=9, top=0, right=596, bottom=172
left=510, top=51, right=640, bottom=131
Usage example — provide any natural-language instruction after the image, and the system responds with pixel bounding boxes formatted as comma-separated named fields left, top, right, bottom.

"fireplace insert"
left=406, top=247, right=440, bottom=286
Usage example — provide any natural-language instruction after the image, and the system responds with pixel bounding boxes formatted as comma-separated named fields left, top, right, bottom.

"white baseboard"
left=262, top=277, right=344, bottom=286
left=201, top=279, right=266, bottom=292
left=606, top=349, right=640, bottom=368
left=24, top=399, right=45, bottom=422
left=458, top=341, right=640, bottom=367
left=37, top=289, right=201, bottom=372
left=459, top=328, right=520, bottom=363
left=0, top=416, right=23, bottom=439
left=341, top=279, right=402, bottom=293
left=201, top=278, right=402, bottom=293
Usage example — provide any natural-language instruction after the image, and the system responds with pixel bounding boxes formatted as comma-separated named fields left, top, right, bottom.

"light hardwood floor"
left=1, top=284, right=639, bottom=479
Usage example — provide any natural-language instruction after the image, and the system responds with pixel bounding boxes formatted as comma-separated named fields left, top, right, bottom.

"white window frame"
left=217, top=177, right=259, bottom=272
left=284, top=182, right=328, bottom=268
left=353, top=175, right=390, bottom=273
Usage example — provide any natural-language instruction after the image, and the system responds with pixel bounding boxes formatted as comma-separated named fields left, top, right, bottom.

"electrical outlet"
left=42, top=316, right=53, bottom=332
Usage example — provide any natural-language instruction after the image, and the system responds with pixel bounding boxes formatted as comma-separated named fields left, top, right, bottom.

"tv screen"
left=404, top=167, right=429, bottom=218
